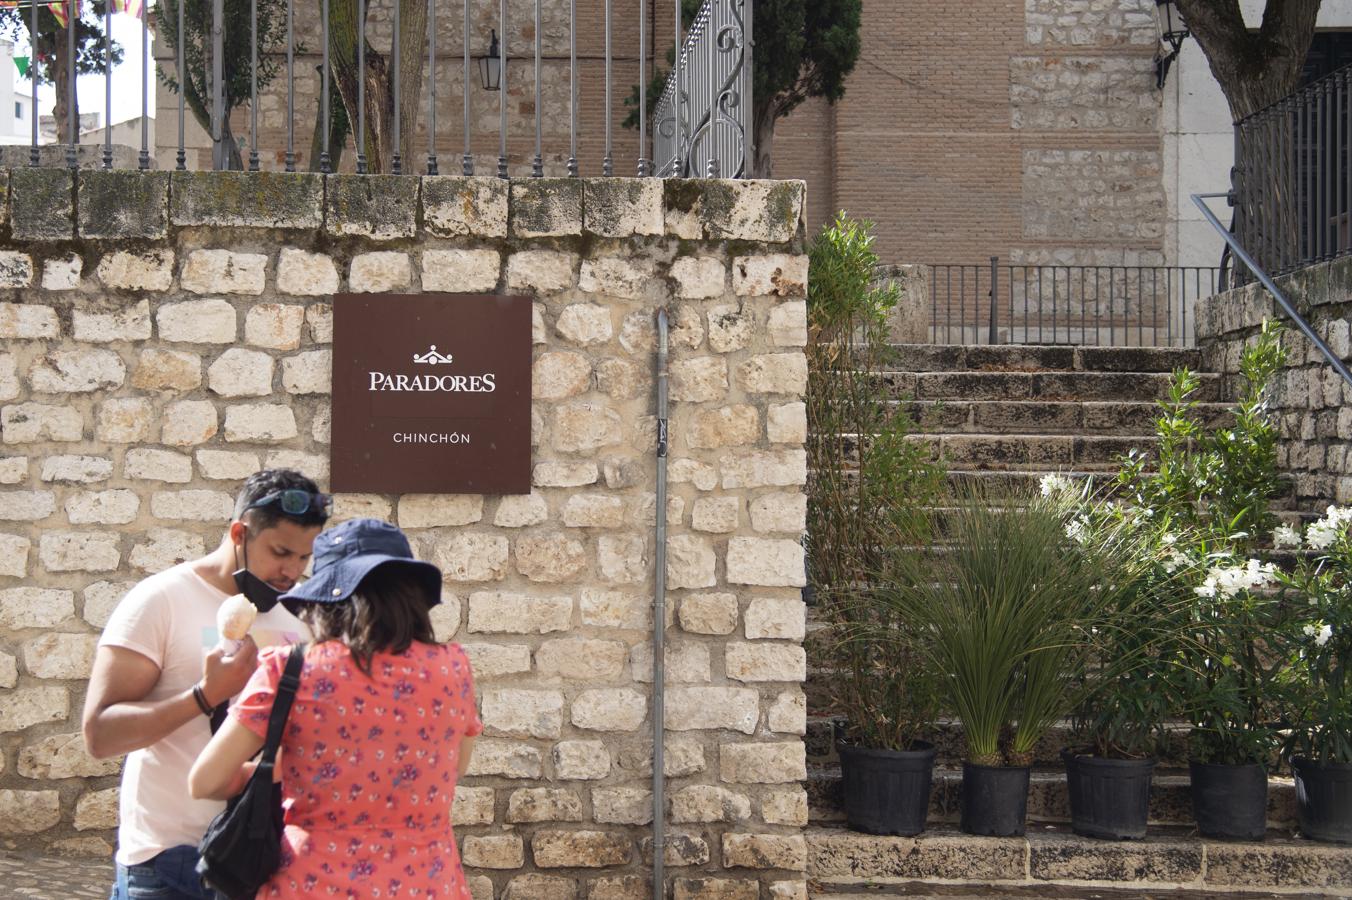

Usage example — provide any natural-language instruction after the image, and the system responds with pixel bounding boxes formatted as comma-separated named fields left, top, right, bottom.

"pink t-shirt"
left=232, top=641, right=482, bottom=899
left=98, top=562, right=308, bottom=866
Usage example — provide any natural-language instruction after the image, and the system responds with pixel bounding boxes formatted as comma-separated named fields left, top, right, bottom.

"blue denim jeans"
left=110, top=845, right=220, bottom=900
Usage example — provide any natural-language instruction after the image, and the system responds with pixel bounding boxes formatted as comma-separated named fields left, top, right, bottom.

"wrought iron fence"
left=652, top=0, right=750, bottom=178
left=1233, top=63, right=1352, bottom=282
left=927, top=259, right=1221, bottom=348
left=7, top=0, right=751, bottom=177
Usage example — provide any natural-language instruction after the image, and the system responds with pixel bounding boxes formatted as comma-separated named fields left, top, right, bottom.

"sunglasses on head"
left=246, top=489, right=333, bottom=518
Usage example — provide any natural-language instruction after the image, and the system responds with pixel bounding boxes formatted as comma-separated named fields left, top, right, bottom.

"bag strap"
left=259, top=643, right=307, bottom=767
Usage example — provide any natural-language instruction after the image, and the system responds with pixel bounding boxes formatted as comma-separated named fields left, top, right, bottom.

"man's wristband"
left=191, top=683, right=214, bottom=716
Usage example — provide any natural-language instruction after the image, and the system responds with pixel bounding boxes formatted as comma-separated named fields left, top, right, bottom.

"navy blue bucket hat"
left=279, top=517, right=442, bottom=615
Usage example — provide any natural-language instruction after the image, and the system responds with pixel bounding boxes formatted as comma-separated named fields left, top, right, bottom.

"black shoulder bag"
left=196, top=642, right=307, bottom=900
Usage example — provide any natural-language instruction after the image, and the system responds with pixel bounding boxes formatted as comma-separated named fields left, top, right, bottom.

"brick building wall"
left=773, top=0, right=1168, bottom=270
left=0, top=168, right=811, bottom=900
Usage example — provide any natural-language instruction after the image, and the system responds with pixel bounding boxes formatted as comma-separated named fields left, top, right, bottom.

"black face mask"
left=232, top=539, right=282, bottom=613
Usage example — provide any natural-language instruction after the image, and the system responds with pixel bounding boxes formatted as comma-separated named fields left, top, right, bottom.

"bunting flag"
left=111, top=0, right=142, bottom=18
left=13, top=55, right=28, bottom=78
left=0, top=0, right=85, bottom=27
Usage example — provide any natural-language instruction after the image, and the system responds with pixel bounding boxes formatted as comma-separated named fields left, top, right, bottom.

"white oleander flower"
left=1040, top=473, right=1073, bottom=497
left=1307, top=506, right=1352, bottom=550
left=1195, top=559, right=1276, bottom=599
left=1273, top=524, right=1302, bottom=549
left=1316, top=624, right=1333, bottom=647
left=1065, top=517, right=1090, bottom=545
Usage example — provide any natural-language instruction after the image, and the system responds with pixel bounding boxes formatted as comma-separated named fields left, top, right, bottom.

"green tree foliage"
left=0, top=4, right=122, bottom=143
left=157, top=0, right=289, bottom=169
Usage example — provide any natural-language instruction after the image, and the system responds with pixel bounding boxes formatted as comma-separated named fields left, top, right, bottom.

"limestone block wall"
left=1195, top=257, right=1352, bottom=507
left=0, top=168, right=810, bottom=900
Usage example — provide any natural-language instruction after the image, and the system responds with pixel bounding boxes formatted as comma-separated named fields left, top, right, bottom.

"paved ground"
left=0, top=853, right=111, bottom=899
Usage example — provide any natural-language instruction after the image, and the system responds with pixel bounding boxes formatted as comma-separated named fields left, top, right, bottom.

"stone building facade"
left=0, top=168, right=811, bottom=900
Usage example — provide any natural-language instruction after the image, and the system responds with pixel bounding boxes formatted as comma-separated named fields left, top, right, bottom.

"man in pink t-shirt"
left=83, top=469, right=330, bottom=900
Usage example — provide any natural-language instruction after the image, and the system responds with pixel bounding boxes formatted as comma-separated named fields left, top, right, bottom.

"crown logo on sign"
left=413, top=345, right=454, bottom=365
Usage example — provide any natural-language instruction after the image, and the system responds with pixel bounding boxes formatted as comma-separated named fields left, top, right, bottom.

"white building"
left=0, top=39, right=39, bottom=145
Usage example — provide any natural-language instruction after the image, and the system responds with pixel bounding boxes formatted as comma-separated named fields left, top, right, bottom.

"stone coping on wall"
left=0, top=169, right=812, bottom=900
left=0, top=168, right=806, bottom=247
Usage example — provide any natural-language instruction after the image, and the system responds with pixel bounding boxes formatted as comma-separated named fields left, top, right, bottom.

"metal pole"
left=212, top=0, right=224, bottom=169
left=249, top=0, right=259, bottom=170
left=357, top=0, right=366, bottom=173
left=533, top=0, right=542, bottom=176
left=103, top=0, right=112, bottom=169
left=286, top=0, right=295, bottom=171
left=706, top=6, right=717, bottom=177
left=568, top=0, right=577, bottom=177
left=66, top=0, right=76, bottom=169
left=462, top=0, right=472, bottom=176
left=498, top=0, right=508, bottom=178
left=652, top=307, right=670, bottom=900
left=743, top=0, right=752, bottom=178
left=603, top=0, right=612, bottom=175
left=27, top=0, right=36, bottom=166
left=637, top=0, right=648, bottom=176
left=987, top=256, right=998, bottom=344
left=392, top=0, right=401, bottom=174
left=429, top=0, right=440, bottom=175
left=321, top=0, right=330, bottom=172
left=139, top=0, right=149, bottom=169
left=672, top=0, right=681, bottom=175
left=176, top=0, right=186, bottom=169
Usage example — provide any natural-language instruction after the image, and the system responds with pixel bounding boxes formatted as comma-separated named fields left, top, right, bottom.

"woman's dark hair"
left=297, top=568, right=437, bottom=674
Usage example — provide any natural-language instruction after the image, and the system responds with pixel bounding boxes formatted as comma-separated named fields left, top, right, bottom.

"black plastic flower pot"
left=1189, top=760, right=1267, bottom=840
left=960, top=761, right=1030, bottom=836
left=836, top=741, right=937, bottom=836
left=1292, top=757, right=1352, bottom=844
left=1062, top=751, right=1155, bottom=840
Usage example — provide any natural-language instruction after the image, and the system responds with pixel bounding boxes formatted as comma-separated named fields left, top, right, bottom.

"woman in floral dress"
left=190, top=518, right=481, bottom=899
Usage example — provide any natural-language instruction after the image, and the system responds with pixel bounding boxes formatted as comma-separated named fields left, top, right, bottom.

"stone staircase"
left=806, top=344, right=1352, bottom=898
left=878, top=343, right=1229, bottom=490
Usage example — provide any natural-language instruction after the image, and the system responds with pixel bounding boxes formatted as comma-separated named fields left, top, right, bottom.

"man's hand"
left=201, top=636, right=259, bottom=708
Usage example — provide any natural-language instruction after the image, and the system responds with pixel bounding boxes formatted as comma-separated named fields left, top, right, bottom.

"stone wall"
left=0, top=168, right=811, bottom=900
left=1195, top=257, right=1352, bottom=507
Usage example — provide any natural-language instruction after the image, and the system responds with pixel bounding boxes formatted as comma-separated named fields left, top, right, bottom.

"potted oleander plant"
left=1276, top=505, right=1352, bottom=843
left=1053, top=477, right=1192, bottom=840
left=805, top=213, right=947, bottom=836
left=879, top=485, right=1153, bottom=837
left=1116, top=320, right=1291, bottom=841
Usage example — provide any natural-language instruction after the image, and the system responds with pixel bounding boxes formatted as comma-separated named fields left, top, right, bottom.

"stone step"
left=805, top=765, right=1298, bottom=831
left=807, top=825, right=1352, bottom=897
left=924, top=434, right=1157, bottom=471
left=877, top=344, right=1202, bottom=374
left=903, top=400, right=1234, bottom=436
left=875, top=371, right=1225, bottom=404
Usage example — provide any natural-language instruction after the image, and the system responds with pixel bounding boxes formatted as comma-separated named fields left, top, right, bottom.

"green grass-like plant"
left=878, top=486, right=1158, bottom=766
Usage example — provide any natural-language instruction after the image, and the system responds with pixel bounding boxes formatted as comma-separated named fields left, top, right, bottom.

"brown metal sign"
left=330, top=293, right=532, bottom=494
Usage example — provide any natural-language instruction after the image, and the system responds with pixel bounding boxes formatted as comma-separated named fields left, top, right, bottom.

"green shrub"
left=805, top=212, right=944, bottom=751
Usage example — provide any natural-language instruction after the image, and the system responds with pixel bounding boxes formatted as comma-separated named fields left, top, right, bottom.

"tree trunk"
left=1174, top=0, right=1321, bottom=121
left=752, top=96, right=778, bottom=179
left=50, top=25, right=79, bottom=144
left=327, top=0, right=426, bottom=173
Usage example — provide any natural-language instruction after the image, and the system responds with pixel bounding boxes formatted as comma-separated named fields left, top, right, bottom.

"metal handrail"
left=1193, top=191, right=1352, bottom=388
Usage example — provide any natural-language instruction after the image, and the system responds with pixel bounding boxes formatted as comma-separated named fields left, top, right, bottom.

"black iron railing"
left=1233, top=63, right=1352, bottom=281
left=927, top=259, right=1221, bottom=348
left=7, top=0, right=750, bottom=176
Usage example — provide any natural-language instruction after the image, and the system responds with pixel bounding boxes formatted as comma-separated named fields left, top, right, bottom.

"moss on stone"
left=326, top=174, right=418, bottom=238
left=509, top=179, right=583, bottom=237
left=79, top=170, right=169, bottom=240
left=11, top=167, right=75, bottom=241
left=171, top=170, right=323, bottom=228
left=765, top=182, right=801, bottom=236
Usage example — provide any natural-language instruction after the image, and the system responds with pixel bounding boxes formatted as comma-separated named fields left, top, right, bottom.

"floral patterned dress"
left=232, top=641, right=482, bottom=899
